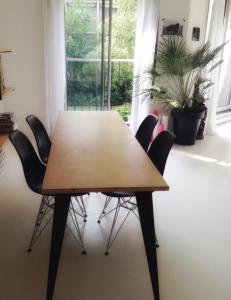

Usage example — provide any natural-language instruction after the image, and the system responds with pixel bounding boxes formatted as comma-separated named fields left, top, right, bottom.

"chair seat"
left=102, top=191, right=135, bottom=198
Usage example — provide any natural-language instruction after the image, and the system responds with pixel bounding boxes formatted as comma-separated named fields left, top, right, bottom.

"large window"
left=65, top=0, right=137, bottom=119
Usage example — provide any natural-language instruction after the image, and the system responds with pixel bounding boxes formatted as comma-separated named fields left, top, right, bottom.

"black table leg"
left=136, top=192, right=160, bottom=300
left=46, top=195, right=71, bottom=300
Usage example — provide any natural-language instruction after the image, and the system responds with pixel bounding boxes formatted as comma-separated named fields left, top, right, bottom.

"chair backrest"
left=135, top=115, right=158, bottom=152
left=148, top=131, right=175, bottom=175
left=9, top=130, right=46, bottom=194
left=26, top=115, right=51, bottom=164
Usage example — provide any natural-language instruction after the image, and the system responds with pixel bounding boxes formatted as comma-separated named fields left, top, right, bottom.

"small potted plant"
left=142, top=36, right=226, bottom=145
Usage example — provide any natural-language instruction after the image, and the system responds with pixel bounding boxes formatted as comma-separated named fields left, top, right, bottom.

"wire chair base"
left=27, top=195, right=87, bottom=253
left=98, top=195, right=159, bottom=255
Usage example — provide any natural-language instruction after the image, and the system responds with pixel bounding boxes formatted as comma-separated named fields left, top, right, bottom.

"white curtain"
left=205, top=0, right=229, bottom=135
left=214, top=1, right=231, bottom=111
left=42, top=0, right=66, bottom=135
left=130, top=0, right=159, bottom=133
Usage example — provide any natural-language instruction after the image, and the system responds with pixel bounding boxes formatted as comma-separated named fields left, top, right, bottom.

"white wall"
left=187, top=0, right=210, bottom=50
left=159, top=0, right=210, bottom=49
left=159, top=0, right=191, bottom=40
left=0, top=0, right=46, bottom=135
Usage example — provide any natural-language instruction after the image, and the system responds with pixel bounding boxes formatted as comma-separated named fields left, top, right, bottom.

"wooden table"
left=0, top=133, right=8, bottom=149
left=0, top=133, right=8, bottom=175
left=42, top=111, right=169, bottom=300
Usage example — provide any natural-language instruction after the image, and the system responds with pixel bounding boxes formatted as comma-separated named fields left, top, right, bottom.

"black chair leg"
left=104, top=199, right=121, bottom=255
left=80, top=196, right=87, bottom=218
left=104, top=198, right=132, bottom=255
left=68, top=200, right=86, bottom=254
left=74, top=196, right=87, bottom=222
left=28, top=195, right=53, bottom=252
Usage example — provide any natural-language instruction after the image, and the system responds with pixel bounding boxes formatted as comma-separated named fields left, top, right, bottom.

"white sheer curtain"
left=218, top=9, right=231, bottom=111
left=130, top=0, right=159, bottom=133
left=205, top=0, right=229, bottom=135
left=42, top=0, right=67, bottom=135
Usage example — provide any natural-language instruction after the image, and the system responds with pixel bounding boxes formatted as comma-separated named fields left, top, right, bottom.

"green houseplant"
left=143, top=36, right=225, bottom=145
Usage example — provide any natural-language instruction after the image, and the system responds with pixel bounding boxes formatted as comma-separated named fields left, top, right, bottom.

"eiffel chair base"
left=103, top=197, right=136, bottom=255
left=73, top=196, right=88, bottom=222
left=98, top=196, right=160, bottom=254
left=27, top=195, right=86, bottom=253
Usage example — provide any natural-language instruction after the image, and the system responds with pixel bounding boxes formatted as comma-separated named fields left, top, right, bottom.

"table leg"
left=46, top=195, right=71, bottom=300
left=136, top=192, right=160, bottom=300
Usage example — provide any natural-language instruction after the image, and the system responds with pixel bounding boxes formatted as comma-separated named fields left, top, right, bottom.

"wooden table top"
left=42, top=111, right=169, bottom=194
left=0, top=133, right=8, bottom=149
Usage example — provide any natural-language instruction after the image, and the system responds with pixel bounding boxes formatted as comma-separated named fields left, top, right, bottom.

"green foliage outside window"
left=66, top=1, right=98, bottom=58
left=116, top=106, right=131, bottom=122
left=65, top=0, right=136, bottom=109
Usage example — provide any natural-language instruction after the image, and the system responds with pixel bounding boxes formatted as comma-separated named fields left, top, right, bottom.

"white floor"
left=1, top=124, right=231, bottom=300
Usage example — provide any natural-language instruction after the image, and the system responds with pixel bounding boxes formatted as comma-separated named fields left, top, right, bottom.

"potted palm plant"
left=143, top=37, right=225, bottom=145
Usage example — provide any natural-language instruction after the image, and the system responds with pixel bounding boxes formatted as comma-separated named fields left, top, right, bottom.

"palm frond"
left=138, top=36, right=228, bottom=110
left=157, top=36, right=189, bottom=76
left=190, top=41, right=227, bottom=70
left=144, top=65, right=161, bottom=78
left=209, top=59, right=224, bottom=72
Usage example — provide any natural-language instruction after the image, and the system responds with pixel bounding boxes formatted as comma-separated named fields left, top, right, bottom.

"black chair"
left=98, top=115, right=158, bottom=221
left=135, top=114, right=159, bottom=151
left=26, top=114, right=87, bottom=220
left=97, top=114, right=158, bottom=225
left=9, top=130, right=86, bottom=254
left=98, top=130, right=175, bottom=254
left=26, top=115, right=51, bottom=165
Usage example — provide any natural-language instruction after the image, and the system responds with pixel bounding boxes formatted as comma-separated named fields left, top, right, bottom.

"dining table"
left=42, top=111, right=169, bottom=300
left=0, top=133, right=8, bottom=149
left=0, top=133, right=8, bottom=176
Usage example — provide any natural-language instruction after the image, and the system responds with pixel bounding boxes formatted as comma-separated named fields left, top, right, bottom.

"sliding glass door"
left=65, top=0, right=112, bottom=110
left=65, top=0, right=136, bottom=116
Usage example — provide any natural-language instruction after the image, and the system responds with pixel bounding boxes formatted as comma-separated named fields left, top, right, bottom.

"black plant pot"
left=171, top=109, right=205, bottom=145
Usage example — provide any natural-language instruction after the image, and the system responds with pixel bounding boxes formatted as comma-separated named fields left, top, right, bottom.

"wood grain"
left=0, top=133, right=8, bottom=149
left=42, top=111, right=169, bottom=194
